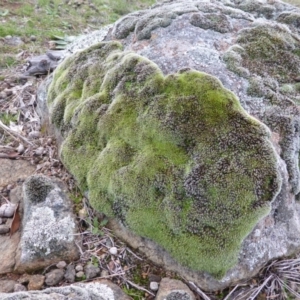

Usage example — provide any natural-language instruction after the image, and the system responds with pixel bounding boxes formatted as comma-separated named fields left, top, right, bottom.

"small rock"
left=75, top=271, right=85, bottom=278
left=64, top=264, right=76, bottom=283
left=85, top=263, right=100, bottom=280
left=34, top=146, right=44, bottom=155
left=109, top=246, right=118, bottom=255
left=56, top=261, right=67, bottom=269
left=0, top=91, right=6, bottom=99
left=150, top=281, right=159, bottom=291
left=78, top=207, right=87, bottom=219
left=75, top=264, right=83, bottom=272
left=30, top=35, right=37, bottom=42
left=101, top=269, right=109, bottom=277
left=14, top=283, right=27, bottom=292
left=0, top=225, right=10, bottom=234
left=0, top=280, right=17, bottom=293
left=28, top=131, right=41, bottom=139
left=28, top=274, right=45, bottom=291
left=16, top=144, right=25, bottom=154
left=155, top=278, right=196, bottom=300
left=45, top=269, right=65, bottom=286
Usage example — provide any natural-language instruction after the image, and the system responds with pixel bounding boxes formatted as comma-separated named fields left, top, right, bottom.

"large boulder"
left=38, top=0, right=300, bottom=291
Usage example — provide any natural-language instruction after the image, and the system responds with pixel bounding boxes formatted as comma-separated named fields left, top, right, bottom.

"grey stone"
left=13, top=284, right=27, bottom=292
left=64, top=264, right=76, bottom=283
left=75, top=264, right=83, bottom=272
left=75, top=271, right=85, bottom=278
left=14, top=175, right=79, bottom=273
left=84, top=263, right=100, bottom=280
left=0, top=225, right=10, bottom=234
left=0, top=280, right=132, bottom=300
left=155, top=278, right=195, bottom=300
left=45, top=269, right=65, bottom=286
left=0, top=280, right=17, bottom=293
left=56, top=261, right=67, bottom=269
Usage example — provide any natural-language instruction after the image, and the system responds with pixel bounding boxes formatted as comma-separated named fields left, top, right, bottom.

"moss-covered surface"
left=235, top=23, right=300, bottom=83
left=48, top=41, right=281, bottom=278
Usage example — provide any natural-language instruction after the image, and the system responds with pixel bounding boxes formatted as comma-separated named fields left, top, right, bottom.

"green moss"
left=236, top=24, right=300, bottom=83
left=48, top=41, right=281, bottom=278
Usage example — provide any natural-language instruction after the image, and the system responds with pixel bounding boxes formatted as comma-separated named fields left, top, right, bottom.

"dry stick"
left=80, top=272, right=126, bottom=283
left=75, top=240, right=84, bottom=256
left=188, top=282, right=211, bottom=300
left=0, top=120, right=33, bottom=146
left=126, top=279, right=155, bottom=297
left=126, top=247, right=143, bottom=261
left=223, top=284, right=240, bottom=300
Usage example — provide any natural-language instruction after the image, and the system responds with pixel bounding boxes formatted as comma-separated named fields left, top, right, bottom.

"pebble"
left=150, top=281, right=159, bottom=291
left=30, top=35, right=37, bottom=41
left=101, top=270, right=109, bottom=277
left=64, top=264, right=76, bottom=283
left=14, top=283, right=27, bottom=292
left=0, top=225, right=10, bottom=234
left=56, top=261, right=67, bottom=269
left=45, top=269, right=65, bottom=286
left=84, top=264, right=100, bottom=280
left=75, top=264, right=83, bottom=272
left=17, top=144, right=25, bottom=154
left=109, top=246, right=118, bottom=255
left=28, top=274, right=45, bottom=291
left=34, top=146, right=44, bottom=156
left=78, top=207, right=87, bottom=219
left=0, top=91, right=6, bottom=99
left=0, top=280, right=17, bottom=293
left=75, top=271, right=85, bottom=278
left=28, top=131, right=41, bottom=139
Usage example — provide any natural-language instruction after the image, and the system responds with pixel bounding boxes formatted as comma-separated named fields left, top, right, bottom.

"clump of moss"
left=235, top=23, right=300, bottom=83
left=190, top=12, right=232, bottom=33
left=48, top=41, right=281, bottom=278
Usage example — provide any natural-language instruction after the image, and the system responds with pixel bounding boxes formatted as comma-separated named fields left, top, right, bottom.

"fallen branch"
left=0, top=120, right=33, bottom=146
left=188, top=282, right=211, bottom=300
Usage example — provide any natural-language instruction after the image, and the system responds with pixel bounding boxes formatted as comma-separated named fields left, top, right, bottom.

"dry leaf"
left=10, top=203, right=21, bottom=237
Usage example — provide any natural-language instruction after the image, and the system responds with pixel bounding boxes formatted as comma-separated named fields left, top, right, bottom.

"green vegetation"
left=47, top=41, right=281, bottom=278
left=0, top=0, right=155, bottom=74
left=0, top=112, right=18, bottom=125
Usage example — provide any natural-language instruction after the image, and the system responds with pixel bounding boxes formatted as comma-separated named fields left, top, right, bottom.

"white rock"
left=75, top=265, right=83, bottom=272
left=150, top=281, right=159, bottom=291
left=109, top=247, right=118, bottom=255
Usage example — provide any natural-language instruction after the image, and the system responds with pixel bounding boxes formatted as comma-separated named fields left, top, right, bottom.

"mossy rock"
left=47, top=41, right=281, bottom=279
left=235, top=23, right=300, bottom=83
